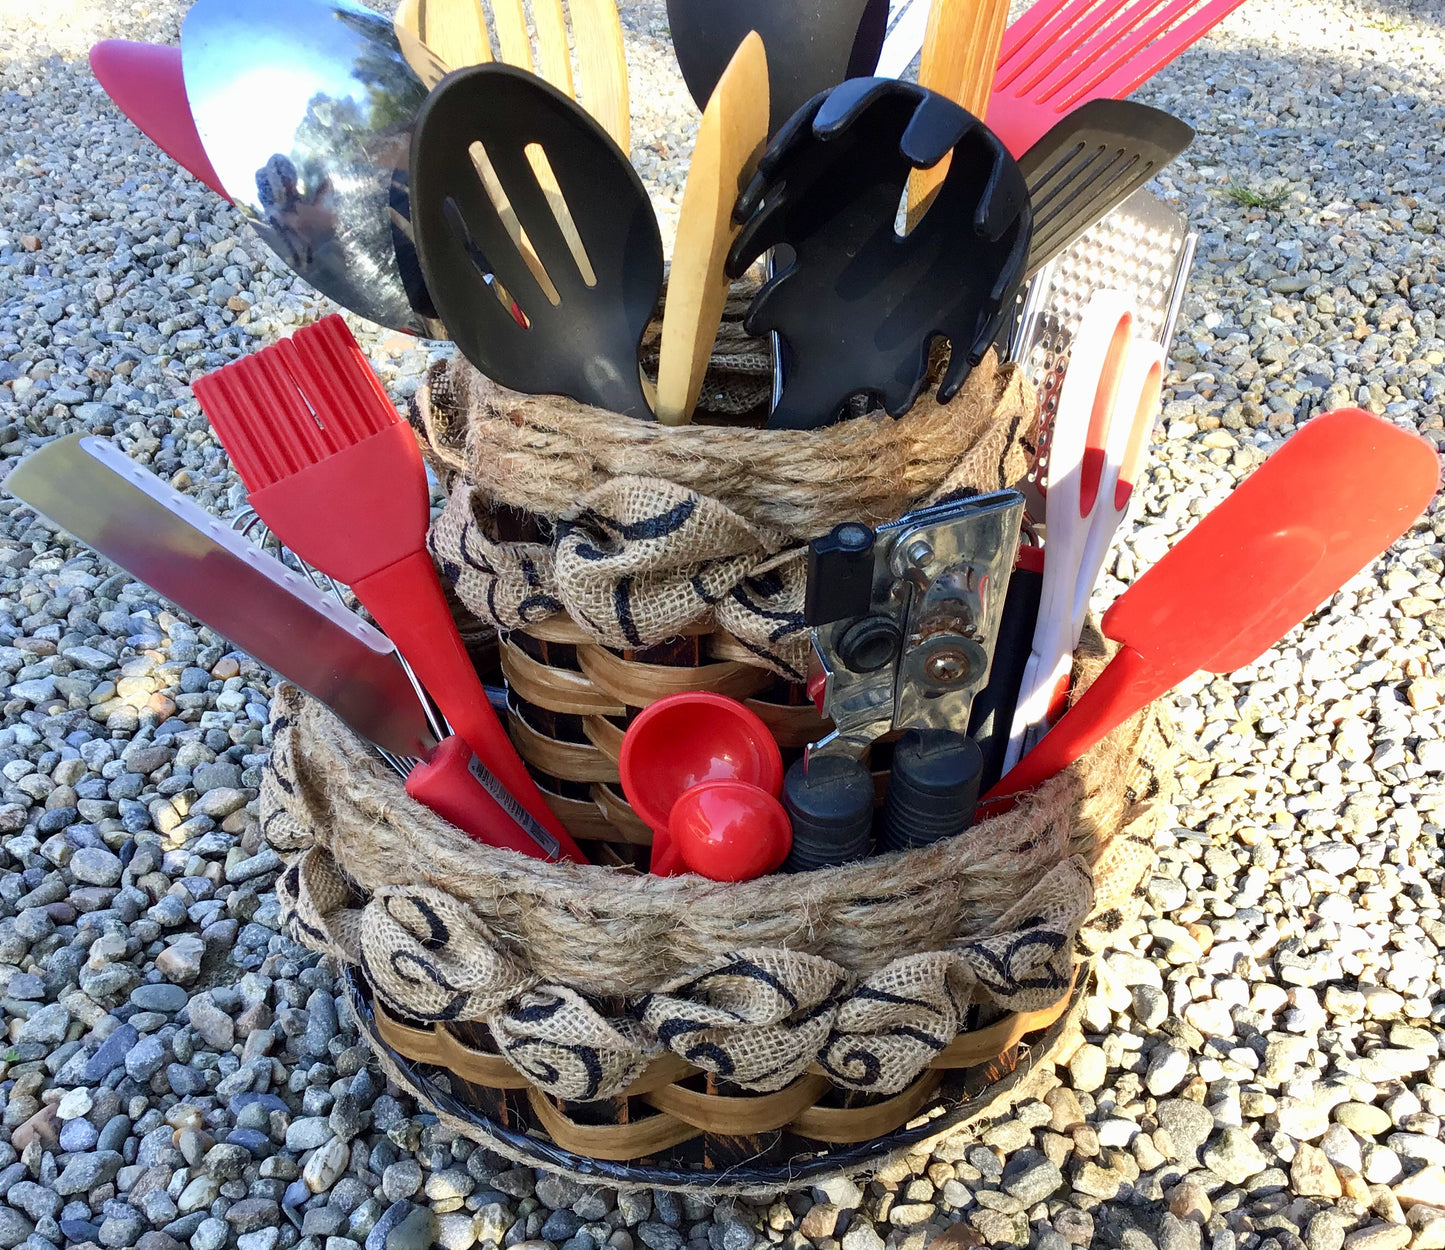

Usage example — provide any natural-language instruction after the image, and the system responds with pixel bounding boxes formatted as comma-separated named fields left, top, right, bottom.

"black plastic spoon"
left=667, top=0, right=888, bottom=138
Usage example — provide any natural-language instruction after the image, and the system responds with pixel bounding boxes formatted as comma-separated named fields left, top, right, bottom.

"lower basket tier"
left=343, top=965, right=1089, bottom=1191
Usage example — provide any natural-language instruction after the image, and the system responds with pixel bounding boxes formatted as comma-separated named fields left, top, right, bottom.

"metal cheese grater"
left=1006, top=187, right=1198, bottom=519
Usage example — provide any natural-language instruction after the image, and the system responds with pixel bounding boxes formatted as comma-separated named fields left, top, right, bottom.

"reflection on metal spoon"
left=182, top=0, right=445, bottom=338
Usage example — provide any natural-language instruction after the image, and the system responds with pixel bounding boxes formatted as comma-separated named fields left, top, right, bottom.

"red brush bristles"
left=194, top=316, right=401, bottom=489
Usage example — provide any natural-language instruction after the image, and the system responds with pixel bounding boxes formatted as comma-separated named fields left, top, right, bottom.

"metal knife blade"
left=5, top=434, right=437, bottom=758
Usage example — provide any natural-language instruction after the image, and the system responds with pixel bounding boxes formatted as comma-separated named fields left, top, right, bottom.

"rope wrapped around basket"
left=411, top=346, right=1037, bottom=679
left=261, top=623, right=1172, bottom=1104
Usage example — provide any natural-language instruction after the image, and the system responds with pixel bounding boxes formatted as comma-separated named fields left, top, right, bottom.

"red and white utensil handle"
left=1069, top=337, right=1165, bottom=646
left=1003, top=290, right=1134, bottom=772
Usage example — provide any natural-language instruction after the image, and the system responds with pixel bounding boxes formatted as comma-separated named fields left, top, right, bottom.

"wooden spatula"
left=980, top=406, right=1441, bottom=814
left=655, top=32, right=769, bottom=425
left=906, top=0, right=1011, bottom=230
left=394, top=0, right=630, bottom=151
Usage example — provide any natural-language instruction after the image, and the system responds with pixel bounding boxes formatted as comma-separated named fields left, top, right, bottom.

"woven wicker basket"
left=260, top=320, right=1172, bottom=1184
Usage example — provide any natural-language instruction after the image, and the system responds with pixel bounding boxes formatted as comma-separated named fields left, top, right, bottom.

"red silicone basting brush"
left=193, top=314, right=585, bottom=862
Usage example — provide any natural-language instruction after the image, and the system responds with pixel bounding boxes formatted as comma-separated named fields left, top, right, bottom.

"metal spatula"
left=981, top=406, right=1441, bottom=813
left=4, top=434, right=436, bottom=759
left=410, top=64, right=663, bottom=420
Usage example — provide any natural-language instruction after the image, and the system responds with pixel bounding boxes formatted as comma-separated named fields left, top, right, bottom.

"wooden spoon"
left=906, top=0, right=1010, bottom=230
left=393, top=0, right=630, bottom=150
left=655, top=32, right=769, bottom=425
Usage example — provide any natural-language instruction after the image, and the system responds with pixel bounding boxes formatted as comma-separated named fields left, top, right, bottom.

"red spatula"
left=987, top=0, right=1250, bottom=156
left=193, top=315, right=587, bottom=862
left=981, top=407, right=1441, bottom=813
left=89, top=41, right=229, bottom=200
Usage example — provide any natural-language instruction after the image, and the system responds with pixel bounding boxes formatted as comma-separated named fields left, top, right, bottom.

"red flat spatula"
left=89, top=41, right=229, bottom=200
left=194, top=315, right=586, bottom=862
left=981, top=407, right=1441, bottom=814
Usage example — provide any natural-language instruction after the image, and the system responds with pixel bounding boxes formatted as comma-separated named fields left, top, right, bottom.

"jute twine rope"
left=412, top=347, right=1035, bottom=537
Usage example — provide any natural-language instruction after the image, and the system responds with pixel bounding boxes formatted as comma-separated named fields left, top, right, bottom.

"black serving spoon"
left=410, top=64, right=663, bottom=420
left=667, top=0, right=888, bottom=139
left=726, top=77, right=1033, bottom=430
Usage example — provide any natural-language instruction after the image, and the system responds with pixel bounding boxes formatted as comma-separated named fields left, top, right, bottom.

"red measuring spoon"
left=666, top=780, right=793, bottom=881
left=618, top=692, right=784, bottom=874
left=981, top=407, right=1440, bottom=813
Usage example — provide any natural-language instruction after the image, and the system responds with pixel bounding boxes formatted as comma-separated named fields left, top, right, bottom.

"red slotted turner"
left=980, top=407, right=1441, bottom=814
left=194, top=315, right=586, bottom=862
left=987, top=0, right=1250, bottom=156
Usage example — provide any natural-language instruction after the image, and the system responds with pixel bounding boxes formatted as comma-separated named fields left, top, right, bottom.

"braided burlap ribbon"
left=413, top=349, right=1036, bottom=678
left=261, top=629, right=1172, bottom=1103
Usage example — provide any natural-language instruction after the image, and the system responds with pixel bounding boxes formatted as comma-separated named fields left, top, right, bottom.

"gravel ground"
left=0, top=1, right=1443, bottom=1250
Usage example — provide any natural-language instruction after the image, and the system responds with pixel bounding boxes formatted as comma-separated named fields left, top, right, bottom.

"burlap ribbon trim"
left=430, top=477, right=812, bottom=678
left=413, top=350, right=1037, bottom=677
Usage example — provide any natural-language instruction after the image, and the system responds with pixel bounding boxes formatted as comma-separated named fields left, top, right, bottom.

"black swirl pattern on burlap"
left=429, top=475, right=813, bottom=677
left=491, top=986, right=654, bottom=1100
left=639, top=950, right=848, bottom=1091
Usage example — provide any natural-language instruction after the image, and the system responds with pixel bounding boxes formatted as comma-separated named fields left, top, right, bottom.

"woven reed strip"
left=344, top=967, right=1087, bottom=1196
left=275, top=628, right=1160, bottom=996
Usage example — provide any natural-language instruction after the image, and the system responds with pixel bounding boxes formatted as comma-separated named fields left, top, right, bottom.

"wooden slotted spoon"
left=394, top=0, right=629, bottom=151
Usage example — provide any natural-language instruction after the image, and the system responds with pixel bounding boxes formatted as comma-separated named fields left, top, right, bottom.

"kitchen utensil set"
left=62, top=0, right=1439, bottom=885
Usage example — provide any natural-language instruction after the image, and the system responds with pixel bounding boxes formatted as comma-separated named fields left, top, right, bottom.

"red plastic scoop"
left=617, top=692, right=784, bottom=873
left=667, top=780, right=793, bottom=881
left=983, top=407, right=1441, bottom=811
left=89, top=41, right=229, bottom=200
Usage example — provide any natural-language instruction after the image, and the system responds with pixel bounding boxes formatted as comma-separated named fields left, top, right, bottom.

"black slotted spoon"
left=1019, top=98, right=1194, bottom=278
left=410, top=63, right=663, bottom=420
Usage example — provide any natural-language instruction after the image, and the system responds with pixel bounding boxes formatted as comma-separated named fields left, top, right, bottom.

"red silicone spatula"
left=194, top=315, right=586, bottom=862
left=89, top=41, right=229, bottom=200
left=981, top=407, right=1441, bottom=812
